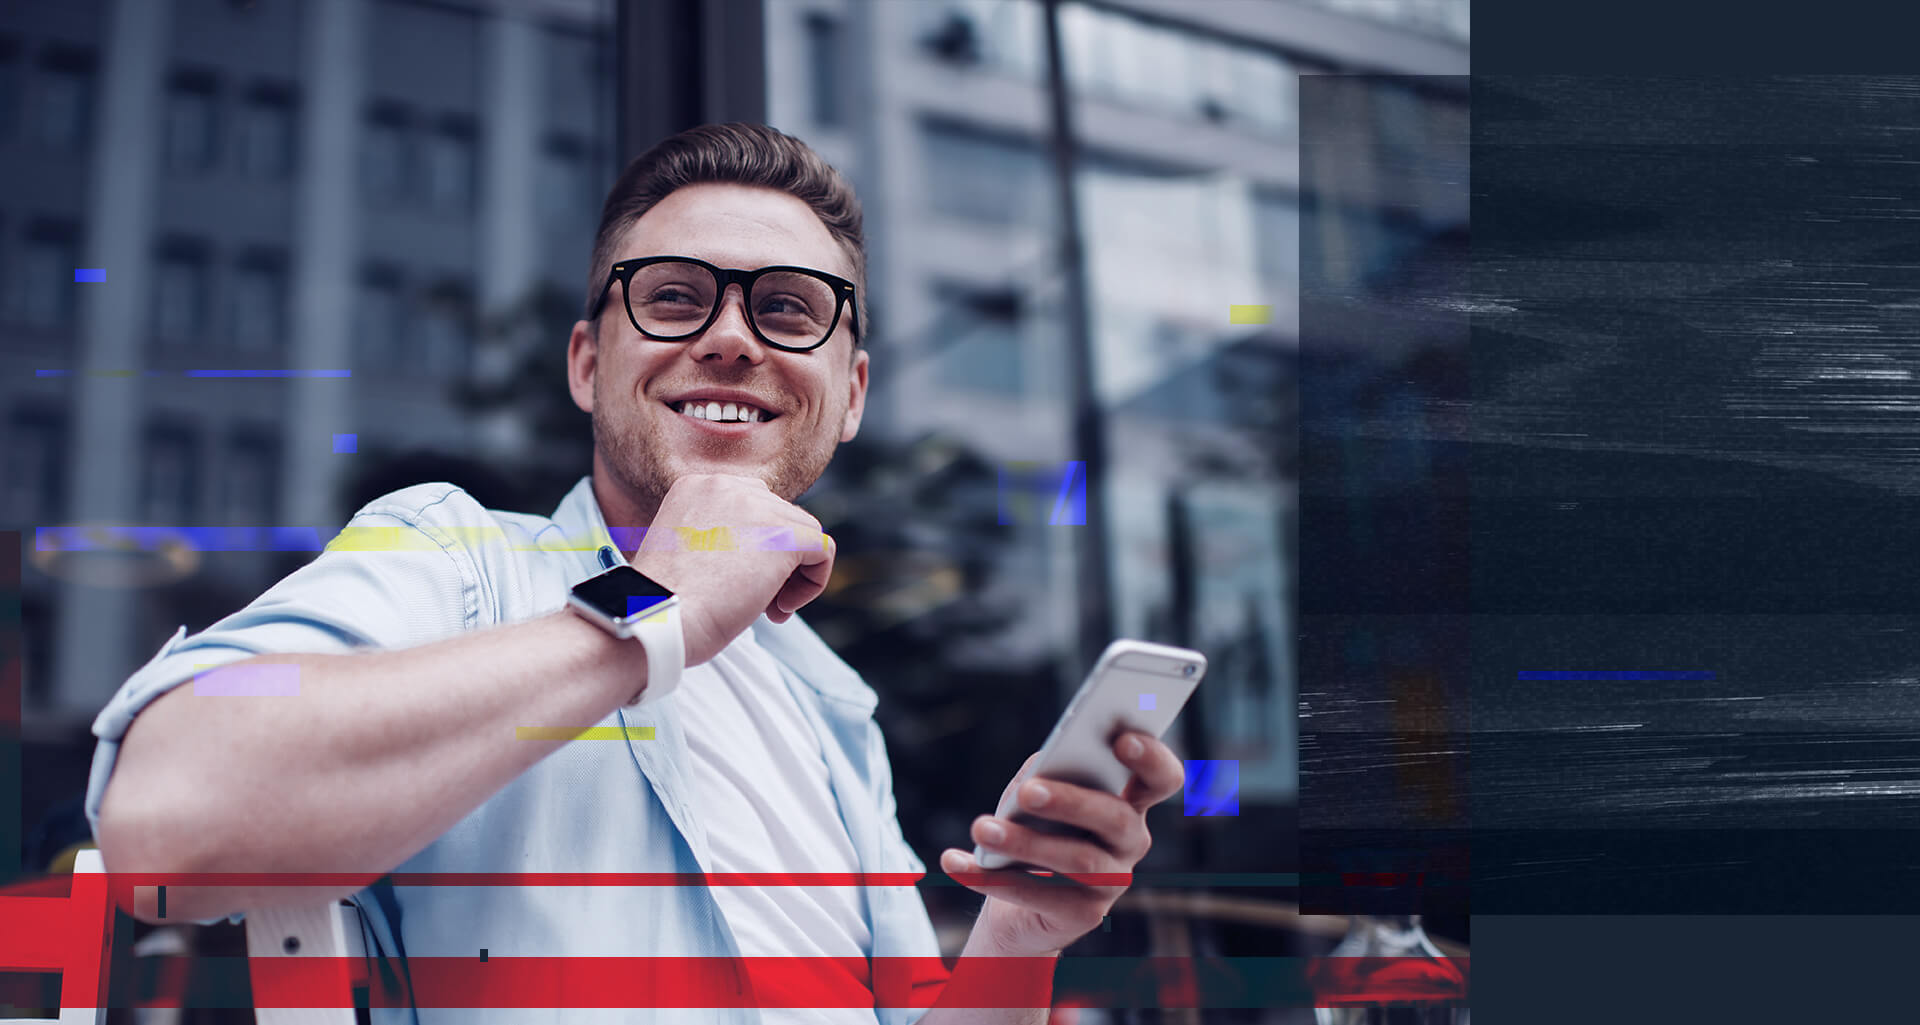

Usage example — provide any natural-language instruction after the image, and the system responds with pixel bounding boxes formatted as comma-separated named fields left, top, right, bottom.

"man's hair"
left=582, top=122, right=866, bottom=351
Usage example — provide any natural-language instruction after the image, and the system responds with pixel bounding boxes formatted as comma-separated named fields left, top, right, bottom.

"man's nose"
left=686, top=285, right=766, bottom=364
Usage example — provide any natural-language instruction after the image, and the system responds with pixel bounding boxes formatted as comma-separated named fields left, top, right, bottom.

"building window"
left=222, top=429, right=280, bottom=526
left=0, top=36, right=21, bottom=142
left=355, top=267, right=405, bottom=370
left=804, top=12, right=843, bottom=129
left=33, top=46, right=95, bottom=153
left=1253, top=188, right=1300, bottom=298
left=416, top=280, right=472, bottom=377
left=141, top=422, right=201, bottom=525
left=920, top=121, right=1049, bottom=226
left=362, top=102, right=412, bottom=205
left=229, top=252, right=286, bottom=352
left=16, top=221, right=79, bottom=329
left=3, top=408, right=67, bottom=524
left=154, top=240, right=212, bottom=346
left=423, top=115, right=477, bottom=213
left=164, top=69, right=221, bottom=174
left=239, top=83, right=296, bottom=179
left=538, top=133, right=592, bottom=220
left=931, top=281, right=1026, bottom=394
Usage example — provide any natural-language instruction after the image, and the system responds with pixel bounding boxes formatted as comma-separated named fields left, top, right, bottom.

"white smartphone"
left=974, top=639, right=1207, bottom=871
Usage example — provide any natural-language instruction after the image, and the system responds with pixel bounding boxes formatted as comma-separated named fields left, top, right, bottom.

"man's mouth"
left=668, top=399, right=778, bottom=424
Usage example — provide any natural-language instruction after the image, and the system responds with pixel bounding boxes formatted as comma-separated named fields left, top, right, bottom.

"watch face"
left=573, top=565, right=675, bottom=621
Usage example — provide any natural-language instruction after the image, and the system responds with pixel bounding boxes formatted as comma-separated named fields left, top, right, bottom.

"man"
left=88, top=123, right=1184, bottom=1024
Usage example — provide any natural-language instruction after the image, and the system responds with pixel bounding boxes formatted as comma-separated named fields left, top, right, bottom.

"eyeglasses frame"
left=589, top=255, right=860, bottom=353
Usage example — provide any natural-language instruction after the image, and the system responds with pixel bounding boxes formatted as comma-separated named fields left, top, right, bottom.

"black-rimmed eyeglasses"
left=587, top=255, right=859, bottom=353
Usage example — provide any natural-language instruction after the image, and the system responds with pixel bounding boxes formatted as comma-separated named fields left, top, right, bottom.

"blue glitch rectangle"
left=1139, top=693, right=1156, bottom=710
left=606, top=527, right=647, bottom=552
left=1184, top=759, right=1239, bottom=816
left=35, top=369, right=70, bottom=377
left=998, top=461, right=1088, bottom=526
left=35, top=525, right=329, bottom=553
left=626, top=595, right=668, bottom=617
left=333, top=433, right=357, bottom=453
left=1518, top=670, right=1716, bottom=681
left=74, top=269, right=104, bottom=282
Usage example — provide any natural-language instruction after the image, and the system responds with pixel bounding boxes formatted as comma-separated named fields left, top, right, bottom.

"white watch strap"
left=625, top=604, right=684, bottom=706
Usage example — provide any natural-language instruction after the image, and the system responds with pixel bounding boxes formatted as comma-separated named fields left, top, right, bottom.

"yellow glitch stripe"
left=322, top=526, right=829, bottom=554
left=1229, top=304, right=1273, bottom=325
left=516, top=726, right=657, bottom=741
left=676, top=526, right=734, bottom=551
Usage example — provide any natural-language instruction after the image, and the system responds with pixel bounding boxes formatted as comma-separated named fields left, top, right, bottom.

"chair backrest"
left=246, top=900, right=366, bottom=1025
left=0, top=847, right=112, bottom=1025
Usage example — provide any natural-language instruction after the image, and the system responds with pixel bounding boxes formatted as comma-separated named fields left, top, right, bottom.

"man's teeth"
left=674, top=401, right=770, bottom=423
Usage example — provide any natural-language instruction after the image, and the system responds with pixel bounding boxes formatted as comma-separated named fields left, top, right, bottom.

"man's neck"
left=587, top=471, right=659, bottom=564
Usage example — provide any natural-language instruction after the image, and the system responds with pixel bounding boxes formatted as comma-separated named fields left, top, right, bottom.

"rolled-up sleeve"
left=85, top=484, right=491, bottom=844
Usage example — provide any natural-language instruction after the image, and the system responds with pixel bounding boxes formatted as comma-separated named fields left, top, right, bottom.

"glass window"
left=0, top=37, right=21, bottom=141
left=355, top=268, right=404, bottom=370
left=362, top=102, right=411, bottom=205
left=1253, top=188, right=1300, bottom=296
left=920, top=121, right=1049, bottom=226
left=154, top=241, right=212, bottom=345
left=222, top=430, right=280, bottom=527
left=3, top=408, right=67, bottom=524
left=229, top=254, right=285, bottom=352
left=164, top=70, right=221, bottom=174
left=930, top=282, right=1025, bottom=395
left=18, top=222, right=79, bottom=329
left=140, top=422, right=201, bottom=525
left=804, top=12, right=843, bottom=129
left=424, top=116, right=477, bottom=213
left=538, top=133, right=592, bottom=220
left=239, top=84, right=297, bottom=179
left=416, top=280, right=471, bottom=377
left=34, top=47, right=94, bottom=153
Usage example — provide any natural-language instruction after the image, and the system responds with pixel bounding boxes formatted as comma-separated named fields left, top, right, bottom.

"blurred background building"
left=1, top=0, right=1466, bottom=1018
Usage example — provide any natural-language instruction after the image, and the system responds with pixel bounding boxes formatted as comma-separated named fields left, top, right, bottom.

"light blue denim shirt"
left=85, top=477, right=945, bottom=1025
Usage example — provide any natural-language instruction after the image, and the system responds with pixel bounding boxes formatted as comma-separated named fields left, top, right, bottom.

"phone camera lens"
left=1183, top=664, right=1197, bottom=677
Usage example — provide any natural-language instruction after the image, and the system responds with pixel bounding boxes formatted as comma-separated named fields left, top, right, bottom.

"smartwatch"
left=567, top=561, right=684, bottom=706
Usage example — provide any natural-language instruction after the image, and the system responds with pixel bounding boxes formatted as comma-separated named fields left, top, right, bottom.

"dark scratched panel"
left=1303, top=76, right=1920, bottom=918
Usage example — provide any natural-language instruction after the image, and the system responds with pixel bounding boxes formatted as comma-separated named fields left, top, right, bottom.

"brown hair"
left=582, top=123, right=866, bottom=350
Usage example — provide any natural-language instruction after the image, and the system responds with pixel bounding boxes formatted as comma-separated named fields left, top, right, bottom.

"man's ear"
left=567, top=320, right=598, bottom=414
left=839, top=347, right=869, bottom=443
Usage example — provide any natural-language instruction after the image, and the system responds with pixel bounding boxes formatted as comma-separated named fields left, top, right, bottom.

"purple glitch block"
left=193, top=663, right=300, bottom=697
left=333, top=433, right=357, bottom=453
left=74, top=268, right=105, bottom=283
left=1139, top=693, right=1157, bottom=711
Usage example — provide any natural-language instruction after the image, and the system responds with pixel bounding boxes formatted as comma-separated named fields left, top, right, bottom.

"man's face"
left=567, top=182, right=869, bottom=521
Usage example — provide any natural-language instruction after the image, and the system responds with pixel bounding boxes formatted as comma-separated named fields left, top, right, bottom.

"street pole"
left=1040, top=0, right=1115, bottom=679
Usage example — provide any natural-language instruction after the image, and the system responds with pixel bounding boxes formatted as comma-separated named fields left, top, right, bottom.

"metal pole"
left=1040, top=0, right=1115, bottom=677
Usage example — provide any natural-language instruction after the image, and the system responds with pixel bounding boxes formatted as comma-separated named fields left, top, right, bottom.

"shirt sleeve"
left=84, top=484, right=489, bottom=847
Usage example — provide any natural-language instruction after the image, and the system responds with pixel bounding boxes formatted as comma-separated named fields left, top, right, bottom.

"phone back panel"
left=1030, top=643, right=1205, bottom=795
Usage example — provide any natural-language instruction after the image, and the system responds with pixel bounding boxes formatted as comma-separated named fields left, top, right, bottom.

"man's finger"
left=1117, top=733, right=1185, bottom=810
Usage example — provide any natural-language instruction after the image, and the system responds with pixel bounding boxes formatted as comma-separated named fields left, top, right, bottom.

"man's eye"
left=646, top=288, right=703, bottom=305
left=758, top=294, right=811, bottom=316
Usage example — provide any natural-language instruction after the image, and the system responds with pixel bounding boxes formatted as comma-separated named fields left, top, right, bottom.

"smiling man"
left=86, top=124, right=1183, bottom=1025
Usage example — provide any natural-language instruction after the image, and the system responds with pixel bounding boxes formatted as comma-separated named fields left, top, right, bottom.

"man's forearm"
left=96, top=610, right=644, bottom=922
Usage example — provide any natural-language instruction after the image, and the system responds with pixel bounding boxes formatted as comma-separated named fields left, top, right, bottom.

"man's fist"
left=627, top=474, right=834, bottom=667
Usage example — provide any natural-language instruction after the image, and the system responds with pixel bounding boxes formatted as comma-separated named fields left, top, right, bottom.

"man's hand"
left=936, top=732, right=1185, bottom=957
left=628, top=473, right=834, bottom=667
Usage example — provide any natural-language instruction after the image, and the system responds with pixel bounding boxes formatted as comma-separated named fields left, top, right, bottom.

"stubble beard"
left=591, top=392, right=845, bottom=524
